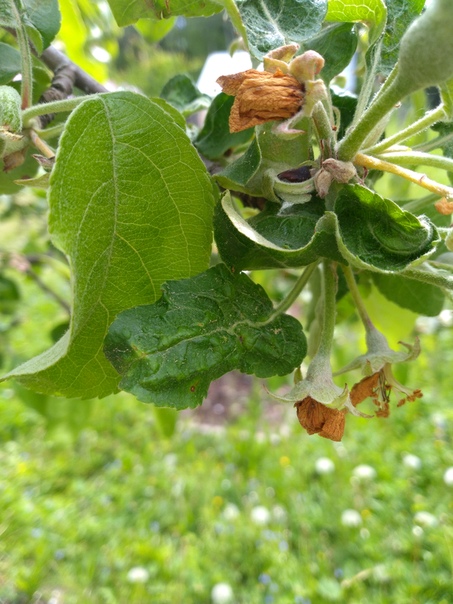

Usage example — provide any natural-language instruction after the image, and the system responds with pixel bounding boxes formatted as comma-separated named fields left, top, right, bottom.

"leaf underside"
left=2, top=92, right=216, bottom=398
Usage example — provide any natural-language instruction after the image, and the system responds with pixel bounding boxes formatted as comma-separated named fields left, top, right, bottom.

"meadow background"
left=1, top=5, right=453, bottom=603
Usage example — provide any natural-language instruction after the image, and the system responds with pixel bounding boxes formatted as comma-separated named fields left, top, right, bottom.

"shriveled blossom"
left=336, top=326, right=423, bottom=416
left=217, top=44, right=326, bottom=133
left=217, top=69, right=305, bottom=132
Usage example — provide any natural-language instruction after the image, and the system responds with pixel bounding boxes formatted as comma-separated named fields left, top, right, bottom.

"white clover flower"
left=403, top=454, right=422, bottom=470
left=443, top=467, right=453, bottom=486
left=211, top=582, right=234, bottom=604
left=250, top=505, right=271, bottom=526
left=341, top=509, right=362, bottom=527
left=315, top=457, right=335, bottom=475
left=353, top=464, right=377, bottom=480
left=414, top=511, right=438, bottom=527
left=272, top=505, right=287, bottom=522
left=222, top=503, right=240, bottom=521
left=127, top=566, right=149, bottom=583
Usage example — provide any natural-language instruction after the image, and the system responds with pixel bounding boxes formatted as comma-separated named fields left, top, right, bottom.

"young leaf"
left=160, top=75, right=211, bottom=117
left=1, top=92, right=216, bottom=398
left=214, top=192, right=344, bottom=270
left=379, top=0, right=425, bottom=75
left=104, top=263, right=307, bottom=408
left=371, top=272, right=444, bottom=316
left=235, top=0, right=327, bottom=60
left=194, top=93, right=254, bottom=160
left=325, top=0, right=387, bottom=45
left=302, top=23, right=358, bottom=84
left=334, top=184, right=439, bottom=272
left=106, top=0, right=221, bottom=26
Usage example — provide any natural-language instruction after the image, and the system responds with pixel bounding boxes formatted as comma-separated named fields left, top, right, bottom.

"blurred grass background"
left=1, top=4, right=453, bottom=603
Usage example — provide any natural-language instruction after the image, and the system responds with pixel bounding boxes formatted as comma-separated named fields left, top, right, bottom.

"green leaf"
left=160, top=74, right=211, bottom=117
left=325, top=0, right=387, bottom=45
left=0, top=150, right=39, bottom=195
left=330, top=88, right=358, bottom=140
left=0, top=0, right=43, bottom=53
left=216, top=122, right=311, bottom=200
left=194, top=93, right=254, bottom=160
left=2, top=91, right=216, bottom=398
left=379, top=0, right=425, bottom=75
left=106, top=0, right=222, bottom=26
left=371, top=272, right=444, bottom=316
left=104, top=263, right=307, bottom=408
left=302, top=23, right=358, bottom=84
left=334, top=184, right=439, bottom=272
left=214, top=192, right=344, bottom=270
left=135, top=16, right=176, bottom=43
left=0, top=43, right=22, bottom=85
left=24, top=0, right=61, bottom=49
left=236, top=0, right=328, bottom=60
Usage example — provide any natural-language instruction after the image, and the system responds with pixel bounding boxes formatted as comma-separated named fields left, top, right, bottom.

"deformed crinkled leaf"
left=104, top=263, right=307, bottom=409
left=194, top=93, right=254, bottom=160
left=236, top=0, right=327, bottom=60
left=333, top=184, right=439, bottom=272
left=1, top=92, right=216, bottom=398
left=325, top=0, right=386, bottom=45
left=106, top=0, right=221, bottom=26
left=379, top=0, right=425, bottom=75
left=214, top=192, right=344, bottom=270
left=371, top=271, right=444, bottom=316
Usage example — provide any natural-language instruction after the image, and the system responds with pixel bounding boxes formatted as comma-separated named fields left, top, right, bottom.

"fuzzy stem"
left=22, top=96, right=93, bottom=125
left=414, top=130, right=453, bottom=153
left=317, top=260, right=337, bottom=358
left=364, top=105, right=447, bottom=155
left=376, top=149, right=453, bottom=173
left=28, top=130, right=55, bottom=158
left=337, top=76, right=407, bottom=161
left=11, top=0, right=33, bottom=109
left=354, top=152, right=453, bottom=199
left=403, top=265, right=453, bottom=291
left=342, top=265, right=374, bottom=330
left=312, top=101, right=335, bottom=158
left=268, top=262, right=319, bottom=320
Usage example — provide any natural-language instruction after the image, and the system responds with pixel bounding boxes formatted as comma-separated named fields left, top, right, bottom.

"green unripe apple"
left=397, top=0, right=453, bottom=94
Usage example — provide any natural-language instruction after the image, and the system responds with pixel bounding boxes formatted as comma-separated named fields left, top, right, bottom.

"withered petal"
left=295, top=397, right=346, bottom=442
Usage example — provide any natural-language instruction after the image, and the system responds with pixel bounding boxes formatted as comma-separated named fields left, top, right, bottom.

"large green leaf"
left=325, top=0, right=386, bottom=45
left=235, top=0, right=328, bottom=60
left=371, top=272, right=444, bottom=316
left=104, top=263, right=307, bottom=408
left=106, top=0, right=221, bottom=26
left=1, top=92, right=216, bottom=398
left=214, top=192, right=344, bottom=270
left=379, top=0, right=425, bottom=75
left=334, top=184, right=439, bottom=272
left=194, top=93, right=254, bottom=160
left=302, top=23, right=358, bottom=84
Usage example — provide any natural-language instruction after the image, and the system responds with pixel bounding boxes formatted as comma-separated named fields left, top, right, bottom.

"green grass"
left=1, top=325, right=453, bottom=604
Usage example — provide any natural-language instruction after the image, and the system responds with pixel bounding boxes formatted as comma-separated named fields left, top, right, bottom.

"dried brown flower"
left=434, top=197, right=453, bottom=215
left=295, top=397, right=346, bottom=442
left=217, top=69, right=305, bottom=133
